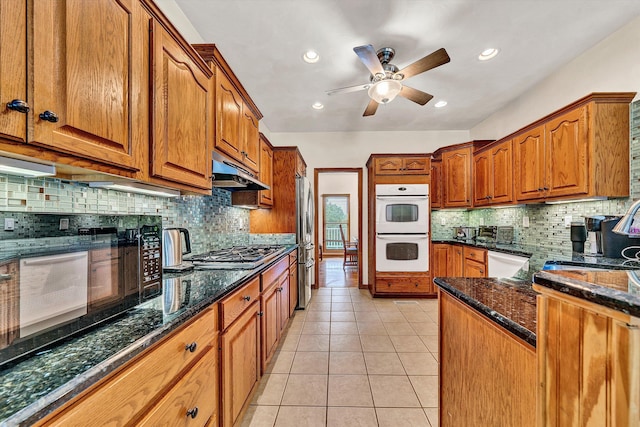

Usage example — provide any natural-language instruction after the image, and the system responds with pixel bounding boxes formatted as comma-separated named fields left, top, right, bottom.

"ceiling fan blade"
left=326, top=83, right=370, bottom=96
left=398, top=48, right=450, bottom=80
left=353, top=45, right=385, bottom=77
left=363, top=99, right=379, bottom=116
left=399, top=86, right=434, bottom=106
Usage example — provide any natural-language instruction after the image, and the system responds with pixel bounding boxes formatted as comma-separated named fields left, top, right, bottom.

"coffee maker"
left=584, top=216, right=616, bottom=255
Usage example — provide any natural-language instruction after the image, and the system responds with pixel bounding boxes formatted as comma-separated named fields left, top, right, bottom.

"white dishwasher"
left=487, top=251, right=530, bottom=277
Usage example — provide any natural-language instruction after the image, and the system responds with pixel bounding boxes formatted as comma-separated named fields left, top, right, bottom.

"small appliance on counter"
left=601, top=216, right=640, bottom=258
left=476, top=226, right=497, bottom=243
left=570, top=223, right=587, bottom=253
left=453, top=226, right=476, bottom=240
left=584, top=215, right=619, bottom=255
left=496, top=226, right=514, bottom=244
left=162, top=228, right=194, bottom=272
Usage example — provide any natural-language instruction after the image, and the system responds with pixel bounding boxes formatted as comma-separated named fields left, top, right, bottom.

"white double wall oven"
left=375, top=184, right=429, bottom=272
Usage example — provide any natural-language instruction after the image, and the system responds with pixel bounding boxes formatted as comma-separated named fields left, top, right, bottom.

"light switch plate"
left=523, top=216, right=530, bottom=228
left=59, top=218, right=69, bottom=230
left=440, top=217, right=446, bottom=226
left=4, top=218, right=14, bottom=231
left=564, top=215, right=572, bottom=228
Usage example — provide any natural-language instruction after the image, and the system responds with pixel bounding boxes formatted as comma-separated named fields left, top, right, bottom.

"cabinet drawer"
left=42, top=306, right=218, bottom=426
left=90, top=247, right=120, bottom=262
left=261, top=257, right=288, bottom=291
left=463, top=246, right=486, bottom=262
left=138, top=344, right=218, bottom=427
left=375, top=275, right=432, bottom=294
left=289, top=251, right=297, bottom=266
left=220, top=276, right=261, bottom=330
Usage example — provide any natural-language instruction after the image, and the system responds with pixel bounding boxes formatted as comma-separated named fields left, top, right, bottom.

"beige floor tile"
left=352, top=302, right=377, bottom=312
left=431, top=351, right=439, bottom=362
left=378, top=311, right=407, bottom=322
left=359, top=334, right=395, bottom=352
left=369, top=375, right=421, bottom=407
left=329, top=334, right=362, bottom=352
left=275, top=406, right=326, bottom=427
left=278, top=333, right=300, bottom=351
left=314, top=288, right=332, bottom=295
left=301, top=321, right=331, bottom=335
left=411, top=322, right=439, bottom=335
left=286, top=323, right=303, bottom=334
left=354, top=311, right=382, bottom=322
left=252, top=373, right=289, bottom=405
left=396, top=302, right=425, bottom=312
left=364, top=352, right=406, bottom=375
left=331, top=311, right=355, bottom=322
left=281, top=374, right=328, bottom=406
left=427, top=312, right=439, bottom=324
left=327, top=374, right=373, bottom=407
left=357, top=321, right=388, bottom=335
left=291, top=351, right=329, bottom=374
left=331, top=295, right=351, bottom=302
left=385, top=321, right=418, bottom=336
left=330, top=321, right=359, bottom=335
left=305, top=311, right=331, bottom=322
left=424, top=407, right=439, bottom=427
left=331, top=302, right=354, bottom=312
left=331, top=288, right=351, bottom=295
left=390, top=335, right=429, bottom=352
left=409, top=375, right=439, bottom=408
left=240, top=405, right=279, bottom=427
left=326, top=407, right=377, bottom=427
left=265, top=351, right=296, bottom=374
left=376, top=408, right=430, bottom=426
left=419, top=335, right=439, bottom=352
left=312, top=295, right=332, bottom=303
left=329, top=351, right=367, bottom=375
left=307, top=302, right=331, bottom=312
left=297, top=334, right=330, bottom=352
left=402, top=311, right=433, bottom=322
left=398, top=352, right=439, bottom=375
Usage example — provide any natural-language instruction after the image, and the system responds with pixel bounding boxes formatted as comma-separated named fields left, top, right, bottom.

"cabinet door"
left=221, top=301, right=260, bottom=427
left=259, top=137, right=274, bottom=207
left=449, top=245, right=463, bottom=277
left=0, top=0, right=27, bottom=142
left=374, top=157, right=403, bottom=174
left=432, top=244, right=449, bottom=277
left=430, top=160, right=442, bottom=208
left=241, top=107, right=260, bottom=173
left=545, top=106, right=589, bottom=198
left=514, top=126, right=546, bottom=201
left=216, top=71, right=243, bottom=163
left=473, top=151, right=492, bottom=206
left=464, top=258, right=486, bottom=277
left=261, top=284, right=279, bottom=372
left=491, top=140, right=513, bottom=204
left=151, top=22, right=211, bottom=190
left=278, top=274, right=290, bottom=333
left=32, top=0, right=144, bottom=169
left=443, top=148, right=472, bottom=207
left=403, top=156, right=430, bottom=174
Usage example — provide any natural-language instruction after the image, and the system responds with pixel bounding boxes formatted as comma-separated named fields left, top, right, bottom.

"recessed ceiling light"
left=478, top=48, right=499, bottom=61
left=434, top=100, right=448, bottom=108
left=303, top=50, right=320, bottom=63
left=312, top=102, right=324, bottom=110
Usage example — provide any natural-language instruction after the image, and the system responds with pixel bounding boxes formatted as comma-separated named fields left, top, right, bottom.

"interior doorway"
left=314, top=168, right=363, bottom=288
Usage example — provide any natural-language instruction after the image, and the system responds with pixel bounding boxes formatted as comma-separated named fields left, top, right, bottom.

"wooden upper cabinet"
left=241, top=106, right=260, bottom=173
left=430, top=159, right=442, bottom=208
left=216, top=70, right=243, bottom=163
left=0, top=0, right=27, bottom=143
left=150, top=21, right=212, bottom=191
left=473, top=140, right=513, bottom=206
left=545, top=106, right=588, bottom=198
left=442, top=147, right=472, bottom=207
left=473, top=151, right=491, bottom=206
left=296, top=152, right=307, bottom=177
left=374, top=155, right=429, bottom=175
left=31, top=0, right=144, bottom=171
left=514, top=125, right=546, bottom=201
left=259, top=134, right=274, bottom=207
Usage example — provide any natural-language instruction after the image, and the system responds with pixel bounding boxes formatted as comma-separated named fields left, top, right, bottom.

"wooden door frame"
left=314, top=168, right=363, bottom=288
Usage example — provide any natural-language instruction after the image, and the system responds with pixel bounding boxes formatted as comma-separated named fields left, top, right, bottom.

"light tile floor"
left=240, top=287, right=439, bottom=427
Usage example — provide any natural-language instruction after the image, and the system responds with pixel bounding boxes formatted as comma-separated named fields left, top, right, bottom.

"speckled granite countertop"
left=533, top=269, right=640, bottom=318
left=434, top=277, right=537, bottom=347
left=0, top=246, right=296, bottom=425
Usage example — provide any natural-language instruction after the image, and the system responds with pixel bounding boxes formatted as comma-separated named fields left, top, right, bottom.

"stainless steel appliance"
left=297, top=176, right=314, bottom=308
left=141, top=225, right=163, bottom=298
left=476, top=226, right=497, bottom=243
left=496, top=226, right=514, bottom=244
left=453, top=226, right=476, bottom=240
left=187, top=245, right=286, bottom=269
left=375, top=184, right=429, bottom=273
left=211, top=151, right=269, bottom=191
left=162, top=228, right=193, bottom=272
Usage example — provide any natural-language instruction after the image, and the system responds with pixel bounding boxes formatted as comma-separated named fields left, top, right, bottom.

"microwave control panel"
left=140, top=224, right=162, bottom=299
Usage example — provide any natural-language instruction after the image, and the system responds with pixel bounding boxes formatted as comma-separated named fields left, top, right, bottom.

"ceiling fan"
left=326, top=45, right=450, bottom=116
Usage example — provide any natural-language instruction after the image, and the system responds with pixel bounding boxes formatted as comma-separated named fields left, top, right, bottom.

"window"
left=322, top=194, right=350, bottom=252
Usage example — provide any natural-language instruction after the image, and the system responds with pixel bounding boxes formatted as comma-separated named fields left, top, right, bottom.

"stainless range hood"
left=211, top=151, right=269, bottom=191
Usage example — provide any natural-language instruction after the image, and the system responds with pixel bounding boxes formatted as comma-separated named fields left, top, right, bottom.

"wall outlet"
left=4, top=218, right=14, bottom=231
left=564, top=215, right=572, bottom=228
left=479, top=218, right=485, bottom=226
left=440, top=217, right=446, bottom=226
left=523, top=216, right=530, bottom=228
left=59, top=218, right=69, bottom=231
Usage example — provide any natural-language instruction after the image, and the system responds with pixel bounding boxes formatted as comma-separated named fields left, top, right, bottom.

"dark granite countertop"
left=533, top=269, right=640, bottom=318
left=0, top=245, right=296, bottom=425
left=434, top=277, right=537, bottom=347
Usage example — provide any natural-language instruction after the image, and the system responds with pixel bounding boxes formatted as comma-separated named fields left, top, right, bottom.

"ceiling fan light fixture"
left=478, top=48, right=499, bottom=61
left=312, top=102, right=324, bottom=110
left=368, top=79, right=402, bottom=104
left=434, top=100, right=448, bottom=108
left=302, top=50, right=320, bottom=63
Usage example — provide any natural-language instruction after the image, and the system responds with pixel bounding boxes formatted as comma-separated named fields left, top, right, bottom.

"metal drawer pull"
left=39, top=110, right=59, bottom=123
left=242, top=295, right=251, bottom=301
left=257, top=311, right=264, bottom=317
left=185, top=342, right=197, bottom=353
left=6, top=99, right=29, bottom=113
left=277, top=287, right=283, bottom=292
left=186, top=407, right=198, bottom=419
left=0, top=274, right=12, bottom=281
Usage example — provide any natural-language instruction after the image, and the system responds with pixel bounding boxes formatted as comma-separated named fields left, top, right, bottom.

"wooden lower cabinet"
left=375, top=273, right=434, bottom=295
left=462, top=246, right=487, bottom=278
left=449, top=245, right=463, bottom=276
left=439, top=290, right=536, bottom=426
left=289, top=260, right=298, bottom=316
left=260, top=257, right=291, bottom=371
left=432, top=244, right=449, bottom=277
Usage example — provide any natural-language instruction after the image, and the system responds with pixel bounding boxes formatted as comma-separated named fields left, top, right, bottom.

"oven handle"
left=376, top=234, right=429, bottom=241
left=375, top=195, right=428, bottom=201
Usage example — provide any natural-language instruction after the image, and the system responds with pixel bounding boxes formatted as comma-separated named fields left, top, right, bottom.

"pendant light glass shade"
left=368, top=80, right=402, bottom=104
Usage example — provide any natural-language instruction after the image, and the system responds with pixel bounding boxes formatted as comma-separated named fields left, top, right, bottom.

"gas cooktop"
left=187, top=245, right=287, bottom=269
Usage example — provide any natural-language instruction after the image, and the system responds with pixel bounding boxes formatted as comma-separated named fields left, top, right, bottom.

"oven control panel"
left=140, top=225, right=161, bottom=299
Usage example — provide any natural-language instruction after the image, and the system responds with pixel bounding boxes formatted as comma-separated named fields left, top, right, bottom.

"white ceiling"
left=174, top=0, right=640, bottom=133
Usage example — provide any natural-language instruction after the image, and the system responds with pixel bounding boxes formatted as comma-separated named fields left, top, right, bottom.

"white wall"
left=317, top=173, right=360, bottom=249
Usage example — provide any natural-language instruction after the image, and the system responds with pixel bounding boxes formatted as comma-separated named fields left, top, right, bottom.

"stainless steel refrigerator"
left=296, top=176, right=314, bottom=308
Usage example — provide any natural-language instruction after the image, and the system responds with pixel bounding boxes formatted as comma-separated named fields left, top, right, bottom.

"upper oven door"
left=375, top=184, right=429, bottom=234
left=375, top=233, right=429, bottom=272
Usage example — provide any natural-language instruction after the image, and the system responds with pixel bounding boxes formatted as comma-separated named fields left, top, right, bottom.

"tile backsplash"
left=432, top=99, right=640, bottom=251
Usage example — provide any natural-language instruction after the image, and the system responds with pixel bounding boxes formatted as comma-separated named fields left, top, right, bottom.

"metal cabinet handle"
left=414, top=283, right=419, bottom=287
left=186, top=407, right=198, bottom=419
left=242, top=295, right=251, bottom=301
left=185, top=342, right=197, bottom=353
left=257, top=311, right=264, bottom=317
left=479, top=270, right=484, bottom=274
left=0, top=274, right=12, bottom=282
left=39, top=110, right=59, bottom=123
left=277, top=287, right=283, bottom=292
left=543, top=187, right=549, bottom=191
left=6, top=99, right=29, bottom=113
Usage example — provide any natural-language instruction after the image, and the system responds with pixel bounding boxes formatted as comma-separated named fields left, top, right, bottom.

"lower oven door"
left=375, top=234, right=429, bottom=272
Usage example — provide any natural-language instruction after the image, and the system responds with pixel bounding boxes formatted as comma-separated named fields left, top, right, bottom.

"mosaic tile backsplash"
left=432, top=99, right=640, bottom=252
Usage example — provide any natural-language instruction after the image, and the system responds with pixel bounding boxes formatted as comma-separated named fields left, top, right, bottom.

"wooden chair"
left=339, top=224, right=358, bottom=269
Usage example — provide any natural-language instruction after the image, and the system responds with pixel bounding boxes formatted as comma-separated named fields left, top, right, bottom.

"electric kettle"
left=162, top=228, right=192, bottom=270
